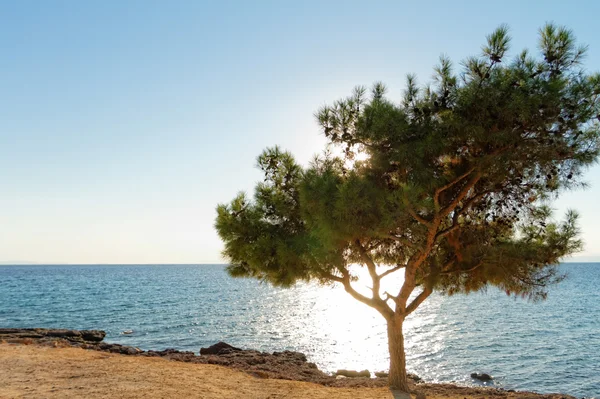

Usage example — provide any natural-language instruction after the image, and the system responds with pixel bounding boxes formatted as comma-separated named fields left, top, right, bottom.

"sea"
left=0, top=263, right=598, bottom=398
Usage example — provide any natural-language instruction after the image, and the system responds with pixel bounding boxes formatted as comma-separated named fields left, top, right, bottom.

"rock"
left=0, top=329, right=27, bottom=334
left=0, top=332, right=43, bottom=339
left=45, top=329, right=81, bottom=338
left=273, top=351, right=307, bottom=362
left=80, top=330, right=106, bottom=342
left=107, top=344, right=124, bottom=353
left=122, top=347, right=141, bottom=355
left=194, top=344, right=336, bottom=383
left=145, top=348, right=196, bottom=362
left=200, top=341, right=242, bottom=355
left=0, top=328, right=106, bottom=344
left=470, top=372, right=493, bottom=381
left=335, top=369, right=371, bottom=378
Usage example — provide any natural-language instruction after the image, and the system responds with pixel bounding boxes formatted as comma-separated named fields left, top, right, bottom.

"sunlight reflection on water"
left=289, top=265, right=446, bottom=374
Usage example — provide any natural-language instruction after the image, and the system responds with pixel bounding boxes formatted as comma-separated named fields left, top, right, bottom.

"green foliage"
left=216, top=24, right=599, bottom=304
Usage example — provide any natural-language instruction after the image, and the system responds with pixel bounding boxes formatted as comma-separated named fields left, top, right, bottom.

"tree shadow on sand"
left=390, top=390, right=426, bottom=399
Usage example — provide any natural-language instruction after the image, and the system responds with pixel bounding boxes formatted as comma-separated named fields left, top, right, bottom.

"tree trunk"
left=387, top=317, right=410, bottom=392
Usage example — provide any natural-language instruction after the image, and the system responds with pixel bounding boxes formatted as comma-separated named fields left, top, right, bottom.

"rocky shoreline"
left=0, top=328, right=578, bottom=398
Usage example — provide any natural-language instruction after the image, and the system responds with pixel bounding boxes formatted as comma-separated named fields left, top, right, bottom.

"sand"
left=0, top=343, right=572, bottom=399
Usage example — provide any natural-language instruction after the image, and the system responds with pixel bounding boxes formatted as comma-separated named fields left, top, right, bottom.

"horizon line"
left=0, top=261, right=598, bottom=266
left=0, top=263, right=228, bottom=266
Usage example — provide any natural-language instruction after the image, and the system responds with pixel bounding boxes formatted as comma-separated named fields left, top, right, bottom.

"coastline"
left=0, top=329, right=577, bottom=399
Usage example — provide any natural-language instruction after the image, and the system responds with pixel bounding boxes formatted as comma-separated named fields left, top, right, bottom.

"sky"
left=1, top=0, right=600, bottom=264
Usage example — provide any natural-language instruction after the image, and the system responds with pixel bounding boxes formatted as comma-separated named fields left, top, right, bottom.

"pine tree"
left=215, top=24, right=600, bottom=392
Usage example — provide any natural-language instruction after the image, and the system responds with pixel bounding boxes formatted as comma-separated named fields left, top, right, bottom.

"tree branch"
left=386, top=234, right=415, bottom=248
left=405, top=287, right=433, bottom=315
left=420, top=257, right=455, bottom=281
left=328, top=268, right=393, bottom=320
left=396, top=266, right=417, bottom=314
left=440, top=260, right=484, bottom=275
left=395, top=218, right=442, bottom=313
left=440, top=257, right=457, bottom=271
left=355, top=239, right=381, bottom=300
left=343, top=278, right=379, bottom=306
left=440, top=173, right=482, bottom=218
left=435, top=223, right=460, bottom=241
left=383, top=291, right=398, bottom=303
left=378, top=264, right=406, bottom=279
left=501, top=265, right=551, bottom=288
left=434, top=167, right=476, bottom=210
left=322, top=272, right=344, bottom=283
left=435, top=187, right=494, bottom=242
left=457, top=189, right=492, bottom=215
left=352, top=137, right=391, bottom=150
left=406, top=206, right=431, bottom=227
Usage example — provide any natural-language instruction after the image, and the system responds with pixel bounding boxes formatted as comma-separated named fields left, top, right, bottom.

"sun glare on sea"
left=301, top=265, right=399, bottom=368
left=289, top=264, right=444, bottom=374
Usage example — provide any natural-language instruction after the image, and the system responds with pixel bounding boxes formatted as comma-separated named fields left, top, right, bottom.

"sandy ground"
left=0, top=343, right=571, bottom=399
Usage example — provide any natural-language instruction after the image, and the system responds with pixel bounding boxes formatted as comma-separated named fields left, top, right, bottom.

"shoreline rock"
left=200, top=341, right=242, bottom=355
left=0, top=328, right=105, bottom=343
left=471, top=372, right=494, bottom=381
left=335, top=369, right=371, bottom=378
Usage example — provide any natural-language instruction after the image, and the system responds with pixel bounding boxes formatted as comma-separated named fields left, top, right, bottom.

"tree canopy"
left=215, top=24, right=600, bottom=390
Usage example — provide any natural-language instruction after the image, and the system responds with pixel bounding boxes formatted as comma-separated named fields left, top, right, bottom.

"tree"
left=215, top=24, right=600, bottom=392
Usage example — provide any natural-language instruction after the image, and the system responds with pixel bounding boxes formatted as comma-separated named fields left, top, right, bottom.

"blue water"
left=0, top=263, right=598, bottom=398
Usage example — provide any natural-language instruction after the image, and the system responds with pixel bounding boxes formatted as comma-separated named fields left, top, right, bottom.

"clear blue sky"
left=1, top=0, right=600, bottom=264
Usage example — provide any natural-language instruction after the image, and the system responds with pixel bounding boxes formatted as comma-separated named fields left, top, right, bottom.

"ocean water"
left=0, top=263, right=598, bottom=398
